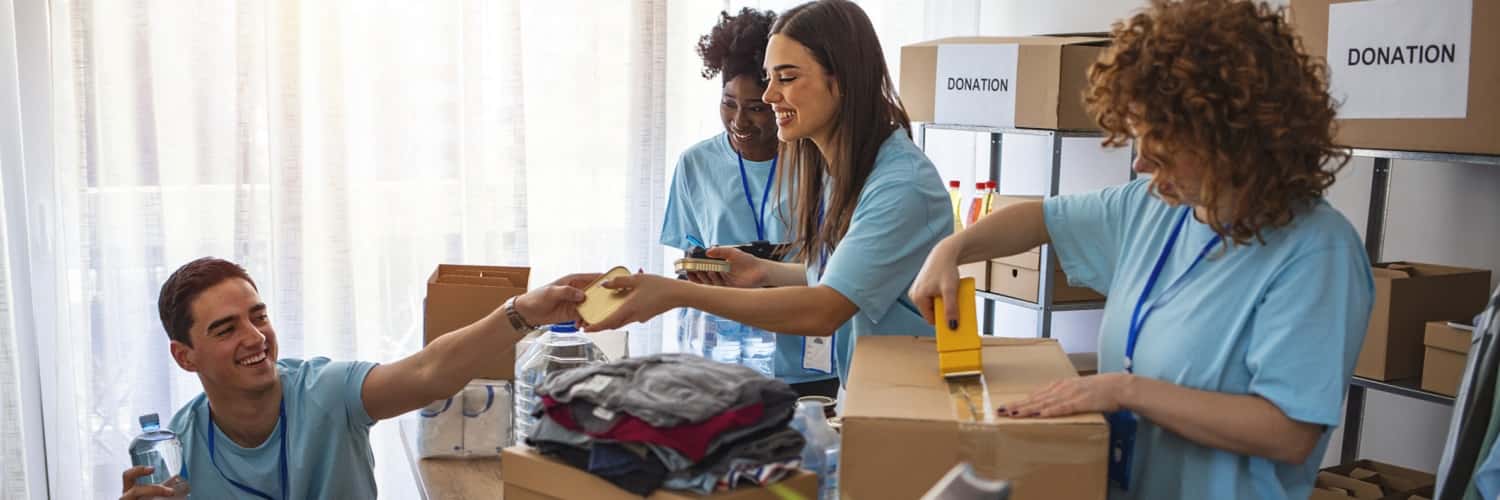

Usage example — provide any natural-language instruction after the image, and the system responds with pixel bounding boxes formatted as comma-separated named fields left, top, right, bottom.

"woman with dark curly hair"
left=910, top=0, right=1374, bottom=497
left=659, top=8, right=840, bottom=396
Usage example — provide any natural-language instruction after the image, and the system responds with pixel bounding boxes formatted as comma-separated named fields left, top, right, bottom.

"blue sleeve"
left=295, top=357, right=379, bottom=427
left=659, top=155, right=697, bottom=250
left=1042, top=179, right=1148, bottom=293
left=821, top=175, right=948, bottom=323
left=1245, top=246, right=1373, bottom=426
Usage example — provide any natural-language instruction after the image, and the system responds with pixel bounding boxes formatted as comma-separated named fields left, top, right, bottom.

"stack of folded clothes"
left=525, top=353, right=806, bottom=495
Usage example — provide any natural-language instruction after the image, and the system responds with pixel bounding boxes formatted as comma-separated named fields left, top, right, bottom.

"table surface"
left=399, top=417, right=506, bottom=500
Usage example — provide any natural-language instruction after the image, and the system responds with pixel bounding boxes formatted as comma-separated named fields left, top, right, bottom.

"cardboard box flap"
left=844, top=337, right=1102, bottom=425
left=1317, top=471, right=1384, bottom=499
left=434, top=275, right=515, bottom=287
left=503, top=447, right=817, bottom=500
left=1375, top=261, right=1486, bottom=279
left=904, top=35, right=1109, bottom=48
left=431, top=264, right=529, bottom=285
left=1424, top=322, right=1474, bottom=354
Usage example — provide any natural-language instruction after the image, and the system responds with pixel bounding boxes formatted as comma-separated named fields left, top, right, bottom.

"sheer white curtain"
left=4, top=0, right=670, bottom=498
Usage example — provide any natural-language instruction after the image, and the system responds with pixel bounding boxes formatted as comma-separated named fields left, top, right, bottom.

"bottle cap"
left=139, top=413, right=161, bottom=432
left=948, top=180, right=961, bottom=188
left=549, top=322, right=579, bottom=333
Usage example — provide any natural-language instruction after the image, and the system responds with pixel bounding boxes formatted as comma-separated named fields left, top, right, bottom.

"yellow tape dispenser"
left=934, top=277, right=982, bottom=379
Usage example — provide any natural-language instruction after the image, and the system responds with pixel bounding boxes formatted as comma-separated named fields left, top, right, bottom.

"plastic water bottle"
left=677, top=308, right=703, bottom=355
left=702, top=314, right=743, bottom=365
left=513, top=322, right=608, bottom=445
left=129, top=413, right=188, bottom=498
left=790, top=400, right=840, bottom=500
left=740, top=326, right=776, bottom=378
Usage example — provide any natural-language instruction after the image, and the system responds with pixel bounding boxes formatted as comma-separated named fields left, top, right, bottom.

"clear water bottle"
left=677, top=308, right=703, bottom=355
left=512, top=322, right=608, bottom=445
left=702, top=314, right=743, bottom=365
left=129, top=413, right=188, bottom=498
left=740, top=326, right=776, bottom=378
left=790, top=400, right=840, bottom=500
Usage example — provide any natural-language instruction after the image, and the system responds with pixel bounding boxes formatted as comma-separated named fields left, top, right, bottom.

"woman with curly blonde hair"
left=910, top=0, right=1374, bottom=497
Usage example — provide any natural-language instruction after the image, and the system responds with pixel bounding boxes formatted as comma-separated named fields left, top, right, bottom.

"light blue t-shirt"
left=170, top=357, right=378, bottom=499
left=662, top=133, right=834, bottom=384
left=1044, top=178, right=1374, bottom=500
left=803, top=128, right=952, bottom=383
left=660, top=132, right=791, bottom=250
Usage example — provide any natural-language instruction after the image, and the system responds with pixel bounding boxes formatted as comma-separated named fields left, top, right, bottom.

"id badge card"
left=802, top=335, right=833, bottom=373
left=1106, top=410, right=1138, bottom=491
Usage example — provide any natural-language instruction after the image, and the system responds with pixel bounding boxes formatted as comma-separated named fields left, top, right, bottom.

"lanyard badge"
left=1109, top=208, right=1221, bottom=491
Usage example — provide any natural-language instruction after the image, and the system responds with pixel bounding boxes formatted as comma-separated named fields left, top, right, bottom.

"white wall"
left=879, top=0, right=1494, bottom=474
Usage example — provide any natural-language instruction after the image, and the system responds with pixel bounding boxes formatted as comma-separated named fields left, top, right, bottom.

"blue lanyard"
left=814, top=200, right=828, bottom=279
left=207, top=399, right=289, bottom=500
left=736, top=151, right=778, bottom=241
left=1124, top=208, right=1221, bottom=373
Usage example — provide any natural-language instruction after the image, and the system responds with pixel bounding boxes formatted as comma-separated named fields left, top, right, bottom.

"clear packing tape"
left=947, top=374, right=1107, bottom=489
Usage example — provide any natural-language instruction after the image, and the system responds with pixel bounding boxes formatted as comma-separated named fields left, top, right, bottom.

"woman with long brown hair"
left=587, top=0, right=951, bottom=385
left=909, top=0, right=1373, bottom=498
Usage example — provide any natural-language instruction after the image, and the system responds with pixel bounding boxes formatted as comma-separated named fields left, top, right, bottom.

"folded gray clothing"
left=539, top=353, right=796, bottom=428
left=662, top=428, right=807, bottom=494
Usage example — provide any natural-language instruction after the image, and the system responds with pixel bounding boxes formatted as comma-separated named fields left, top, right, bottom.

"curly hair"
left=1087, top=0, right=1348, bottom=245
left=697, top=8, right=777, bottom=84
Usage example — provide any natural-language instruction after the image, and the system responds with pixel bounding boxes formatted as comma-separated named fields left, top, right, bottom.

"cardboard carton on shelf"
left=901, top=36, right=1108, bottom=130
left=1290, top=0, right=1500, bottom=155
left=1357, top=262, right=1489, bottom=381
left=1309, top=459, right=1435, bottom=500
left=1420, top=321, right=1474, bottom=397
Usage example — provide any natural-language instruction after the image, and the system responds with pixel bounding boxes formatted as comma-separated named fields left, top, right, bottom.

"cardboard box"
left=988, top=248, right=1105, bottom=304
left=1290, top=0, right=1500, bottom=155
left=901, top=36, right=1107, bottom=130
left=1310, top=460, right=1435, bottom=500
left=842, top=336, right=1108, bottom=500
left=1357, top=262, right=1490, bottom=381
left=424, top=264, right=529, bottom=380
left=959, top=261, right=990, bottom=291
left=501, top=446, right=818, bottom=500
left=1420, top=321, right=1473, bottom=396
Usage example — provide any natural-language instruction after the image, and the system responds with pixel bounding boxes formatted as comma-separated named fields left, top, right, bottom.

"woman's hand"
left=686, top=246, right=770, bottom=288
left=513, top=273, right=600, bottom=326
left=908, top=238, right=964, bottom=329
left=581, top=272, right=689, bottom=331
left=998, top=373, right=1135, bottom=418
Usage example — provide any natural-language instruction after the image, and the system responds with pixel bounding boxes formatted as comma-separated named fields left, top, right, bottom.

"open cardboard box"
left=841, top=336, right=1108, bottom=500
left=1357, top=262, right=1490, bottom=381
left=1310, top=460, right=1434, bottom=500
left=1420, top=321, right=1474, bottom=397
left=424, top=264, right=530, bottom=379
left=501, top=446, right=818, bottom=500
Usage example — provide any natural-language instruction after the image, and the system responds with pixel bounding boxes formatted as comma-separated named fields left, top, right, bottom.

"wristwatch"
left=503, top=297, right=539, bottom=332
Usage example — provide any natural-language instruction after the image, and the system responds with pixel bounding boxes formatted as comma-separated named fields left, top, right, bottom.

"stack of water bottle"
left=677, top=308, right=776, bottom=378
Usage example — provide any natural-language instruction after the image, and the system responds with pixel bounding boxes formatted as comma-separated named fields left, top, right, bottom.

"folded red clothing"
left=541, top=395, right=765, bottom=462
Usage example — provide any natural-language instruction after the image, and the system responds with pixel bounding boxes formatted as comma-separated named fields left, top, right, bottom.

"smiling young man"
left=119, top=257, right=596, bottom=499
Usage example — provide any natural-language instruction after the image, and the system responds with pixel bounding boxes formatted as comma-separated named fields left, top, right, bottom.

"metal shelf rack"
left=1339, top=147, right=1499, bottom=464
left=917, top=122, right=1126, bottom=339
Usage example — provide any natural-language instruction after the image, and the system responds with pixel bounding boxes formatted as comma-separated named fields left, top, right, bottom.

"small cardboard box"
left=1310, top=460, right=1435, bottom=500
left=424, top=264, right=530, bottom=380
left=1357, top=262, right=1490, bottom=381
left=959, top=261, right=990, bottom=291
left=1420, top=321, right=1474, bottom=396
left=841, top=336, right=1108, bottom=500
left=901, top=36, right=1108, bottom=130
left=1290, top=0, right=1500, bottom=155
left=501, top=446, right=818, bottom=500
left=988, top=248, right=1105, bottom=304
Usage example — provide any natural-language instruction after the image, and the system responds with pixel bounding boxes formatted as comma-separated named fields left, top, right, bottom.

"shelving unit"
left=917, top=122, right=1130, bottom=339
left=1339, top=147, right=1498, bottom=464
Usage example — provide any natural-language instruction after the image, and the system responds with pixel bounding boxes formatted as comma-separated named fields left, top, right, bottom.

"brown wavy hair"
left=1087, top=0, right=1347, bottom=245
left=771, top=0, right=911, bottom=262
